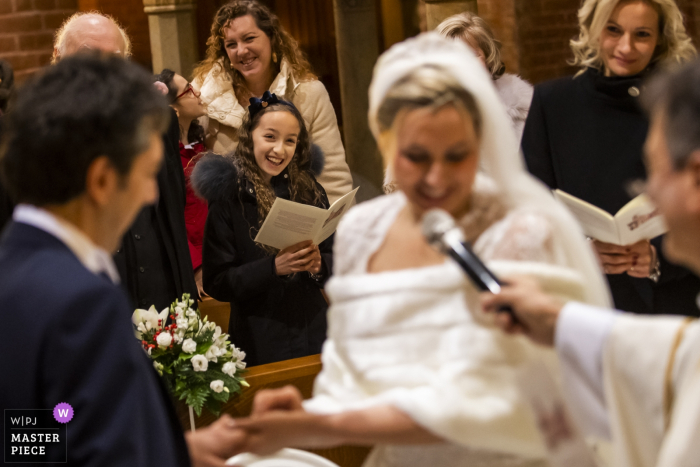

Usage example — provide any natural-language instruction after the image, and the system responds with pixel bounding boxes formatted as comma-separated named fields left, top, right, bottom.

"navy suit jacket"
left=0, top=222, right=190, bottom=466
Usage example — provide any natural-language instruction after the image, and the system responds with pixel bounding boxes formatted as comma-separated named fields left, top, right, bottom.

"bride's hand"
left=230, top=411, right=319, bottom=456
left=252, top=385, right=304, bottom=417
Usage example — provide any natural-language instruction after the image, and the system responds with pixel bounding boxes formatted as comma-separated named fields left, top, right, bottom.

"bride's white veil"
left=368, top=33, right=611, bottom=308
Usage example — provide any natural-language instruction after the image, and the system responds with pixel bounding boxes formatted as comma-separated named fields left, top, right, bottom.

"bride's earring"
left=272, top=52, right=278, bottom=64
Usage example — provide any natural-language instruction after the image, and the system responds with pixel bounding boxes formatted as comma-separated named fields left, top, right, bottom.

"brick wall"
left=0, top=0, right=78, bottom=82
left=513, top=0, right=580, bottom=84
left=78, top=0, right=152, bottom=71
left=478, top=0, right=520, bottom=74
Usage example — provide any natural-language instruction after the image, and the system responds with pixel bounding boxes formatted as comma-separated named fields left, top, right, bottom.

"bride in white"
left=228, top=33, right=611, bottom=466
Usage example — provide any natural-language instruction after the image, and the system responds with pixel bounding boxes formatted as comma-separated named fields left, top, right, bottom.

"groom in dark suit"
left=0, top=54, right=239, bottom=466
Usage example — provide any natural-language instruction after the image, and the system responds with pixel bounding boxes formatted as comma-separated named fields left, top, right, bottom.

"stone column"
left=332, top=0, right=384, bottom=198
left=425, top=0, right=478, bottom=30
left=143, top=0, right=199, bottom=78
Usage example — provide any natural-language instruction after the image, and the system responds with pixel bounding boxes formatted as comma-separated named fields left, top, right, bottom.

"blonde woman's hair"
left=52, top=12, right=132, bottom=64
left=376, top=65, right=482, bottom=175
left=570, top=0, right=696, bottom=73
left=436, top=12, right=505, bottom=79
left=193, top=0, right=315, bottom=98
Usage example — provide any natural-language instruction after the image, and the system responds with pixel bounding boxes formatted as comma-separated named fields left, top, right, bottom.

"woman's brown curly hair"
left=235, top=101, right=325, bottom=253
left=193, top=0, right=315, bottom=99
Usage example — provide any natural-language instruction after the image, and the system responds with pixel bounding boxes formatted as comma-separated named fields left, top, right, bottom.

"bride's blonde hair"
left=377, top=66, right=482, bottom=193
left=569, top=0, right=696, bottom=74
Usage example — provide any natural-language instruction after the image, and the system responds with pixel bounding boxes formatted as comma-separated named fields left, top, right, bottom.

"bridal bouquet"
left=132, top=294, right=248, bottom=417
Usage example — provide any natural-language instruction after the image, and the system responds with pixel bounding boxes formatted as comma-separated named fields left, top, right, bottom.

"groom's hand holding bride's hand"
left=226, top=386, right=317, bottom=456
left=186, top=414, right=246, bottom=467
left=252, top=385, right=304, bottom=416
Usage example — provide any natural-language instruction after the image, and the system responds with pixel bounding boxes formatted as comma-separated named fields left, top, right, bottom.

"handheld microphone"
left=421, top=208, right=518, bottom=321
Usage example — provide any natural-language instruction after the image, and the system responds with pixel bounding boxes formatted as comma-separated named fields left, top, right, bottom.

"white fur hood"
left=494, top=73, right=533, bottom=128
left=193, top=58, right=301, bottom=129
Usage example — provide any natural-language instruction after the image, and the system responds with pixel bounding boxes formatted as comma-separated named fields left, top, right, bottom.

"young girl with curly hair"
left=191, top=94, right=331, bottom=366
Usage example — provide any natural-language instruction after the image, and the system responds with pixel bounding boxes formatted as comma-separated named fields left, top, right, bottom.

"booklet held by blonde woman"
left=254, top=187, right=359, bottom=250
left=554, top=190, right=667, bottom=246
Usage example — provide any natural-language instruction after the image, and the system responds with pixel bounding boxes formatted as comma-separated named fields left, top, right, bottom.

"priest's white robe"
left=556, top=302, right=700, bottom=467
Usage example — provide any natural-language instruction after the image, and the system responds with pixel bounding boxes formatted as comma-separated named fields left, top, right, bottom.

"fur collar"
left=194, top=58, right=301, bottom=129
left=191, top=144, right=325, bottom=203
left=493, top=73, right=533, bottom=124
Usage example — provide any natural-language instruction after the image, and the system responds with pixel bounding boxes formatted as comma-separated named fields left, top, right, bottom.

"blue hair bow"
left=248, top=91, right=280, bottom=119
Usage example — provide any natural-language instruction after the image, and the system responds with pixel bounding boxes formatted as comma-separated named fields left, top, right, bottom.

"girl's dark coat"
left=192, top=151, right=332, bottom=366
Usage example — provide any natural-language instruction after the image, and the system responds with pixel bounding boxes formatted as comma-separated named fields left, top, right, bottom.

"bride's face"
left=393, top=104, right=480, bottom=219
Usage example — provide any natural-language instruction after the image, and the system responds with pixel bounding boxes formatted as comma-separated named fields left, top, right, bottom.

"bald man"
left=51, top=12, right=199, bottom=312
left=52, top=12, right=130, bottom=62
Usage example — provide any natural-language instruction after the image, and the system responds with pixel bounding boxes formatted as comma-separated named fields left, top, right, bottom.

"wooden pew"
left=182, top=298, right=371, bottom=467
left=199, top=296, right=231, bottom=332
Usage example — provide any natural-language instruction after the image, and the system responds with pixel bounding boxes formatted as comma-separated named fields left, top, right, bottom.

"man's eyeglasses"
left=176, top=83, right=199, bottom=100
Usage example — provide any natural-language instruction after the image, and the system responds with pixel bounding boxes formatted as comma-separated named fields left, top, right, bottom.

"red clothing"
left=180, top=141, right=208, bottom=271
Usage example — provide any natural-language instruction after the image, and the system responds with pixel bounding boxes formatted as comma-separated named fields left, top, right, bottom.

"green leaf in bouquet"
left=183, top=385, right=209, bottom=416
left=211, top=389, right=230, bottom=403
left=204, top=398, right=222, bottom=417
left=178, top=352, right=194, bottom=361
left=175, top=379, right=187, bottom=394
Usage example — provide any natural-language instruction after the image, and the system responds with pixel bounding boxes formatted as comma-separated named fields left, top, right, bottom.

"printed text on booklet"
left=554, top=190, right=667, bottom=246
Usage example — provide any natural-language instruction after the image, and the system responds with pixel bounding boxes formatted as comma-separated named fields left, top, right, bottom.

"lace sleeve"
left=474, top=210, right=558, bottom=264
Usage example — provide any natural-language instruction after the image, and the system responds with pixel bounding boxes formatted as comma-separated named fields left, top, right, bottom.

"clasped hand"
left=186, top=387, right=311, bottom=465
left=275, top=240, right=322, bottom=276
left=591, top=239, right=654, bottom=278
left=228, top=386, right=311, bottom=457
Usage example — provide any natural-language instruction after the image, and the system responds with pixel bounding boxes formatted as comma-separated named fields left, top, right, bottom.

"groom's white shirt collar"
left=13, top=204, right=120, bottom=284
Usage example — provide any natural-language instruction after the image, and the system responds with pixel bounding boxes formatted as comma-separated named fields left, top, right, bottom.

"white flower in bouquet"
left=156, top=332, right=172, bottom=349
left=176, top=317, right=189, bottom=330
left=186, top=308, right=196, bottom=318
left=213, top=326, right=229, bottom=348
left=216, top=335, right=228, bottom=349
left=222, top=361, right=236, bottom=377
left=182, top=338, right=197, bottom=354
left=191, top=354, right=208, bottom=372
left=205, top=345, right=221, bottom=362
left=210, top=380, right=225, bottom=393
left=233, top=347, right=247, bottom=369
left=174, top=306, right=184, bottom=317
left=132, top=305, right=169, bottom=338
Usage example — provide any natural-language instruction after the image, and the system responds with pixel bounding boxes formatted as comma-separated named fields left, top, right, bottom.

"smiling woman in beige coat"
left=192, top=0, right=353, bottom=204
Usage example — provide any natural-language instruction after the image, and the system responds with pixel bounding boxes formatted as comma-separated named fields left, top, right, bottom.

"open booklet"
left=554, top=189, right=667, bottom=246
left=254, top=187, right=359, bottom=250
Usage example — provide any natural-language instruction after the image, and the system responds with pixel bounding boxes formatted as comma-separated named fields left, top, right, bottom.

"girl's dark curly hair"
left=235, top=100, right=324, bottom=253
left=154, top=68, right=206, bottom=145
left=193, top=0, right=315, bottom=100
